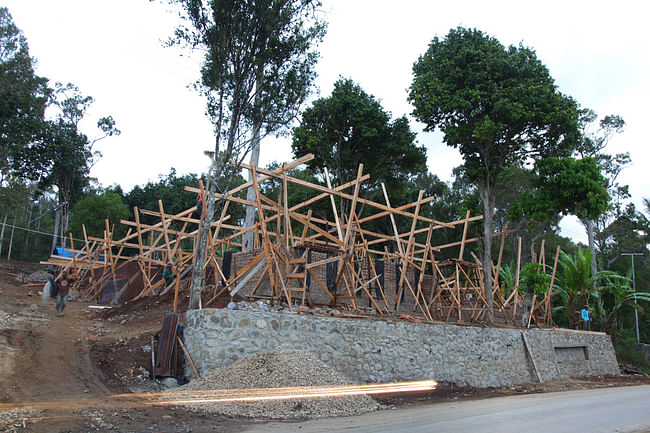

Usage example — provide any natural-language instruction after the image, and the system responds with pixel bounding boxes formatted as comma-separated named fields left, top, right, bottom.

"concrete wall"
left=184, top=309, right=620, bottom=388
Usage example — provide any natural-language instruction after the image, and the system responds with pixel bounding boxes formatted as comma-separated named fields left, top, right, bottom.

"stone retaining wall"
left=184, top=309, right=619, bottom=388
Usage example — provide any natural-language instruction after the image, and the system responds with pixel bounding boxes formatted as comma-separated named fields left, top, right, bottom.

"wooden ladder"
left=286, top=256, right=308, bottom=305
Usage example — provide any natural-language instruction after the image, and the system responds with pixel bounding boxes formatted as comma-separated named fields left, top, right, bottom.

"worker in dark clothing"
left=163, top=262, right=174, bottom=287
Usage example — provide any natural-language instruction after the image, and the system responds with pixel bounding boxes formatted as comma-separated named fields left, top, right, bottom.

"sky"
left=4, top=0, right=650, bottom=243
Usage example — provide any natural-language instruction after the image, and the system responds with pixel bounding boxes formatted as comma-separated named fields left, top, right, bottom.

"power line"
left=0, top=223, right=85, bottom=244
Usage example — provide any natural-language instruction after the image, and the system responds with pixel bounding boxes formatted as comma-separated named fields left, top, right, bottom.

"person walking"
left=55, top=269, right=76, bottom=316
left=581, top=304, right=591, bottom=331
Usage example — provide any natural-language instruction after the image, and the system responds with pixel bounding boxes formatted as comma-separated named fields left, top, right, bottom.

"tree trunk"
left=7, top=213, right=17, bottom=260
left=0, top=213, right=7, bottom=257
left=51, top=208, right=61, bottom=255
left=61, top=199, right=70, bottom=248
left=583, top=218, right=598, bottom=285
left=520, top=290, right=534, bottom=327
left=34, top=200, right=42, bottom=249
left=24, top=202, right=33, bottom=252
left=243, top=121, right=261, bottom=251
left=189, top=172, right=217, bottom=310
left=479, top=183, right=495, bottom=324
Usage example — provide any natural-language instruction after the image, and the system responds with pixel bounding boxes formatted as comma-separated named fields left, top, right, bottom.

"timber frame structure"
left=42, top=154, right=560, bottom=328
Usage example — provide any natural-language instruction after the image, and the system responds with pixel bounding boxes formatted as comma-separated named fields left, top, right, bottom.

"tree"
left=168, top=0, right=326, bottom=308
left=512, top=156, right=609, bottom=229
left=239, top=0, right=327, bottom=251
left=0, top=7, right=48, bottom=185
left=68, top=189, right=130, bottom=240
left=519, top=262, right=550, bottom=327
left=125, top=169, right=202, bottom=221
left=293, top=78, right=427, bottom=199
left=575, top=109, right=628, bottom=278
left=12, top=83, right=119, bottom=251
left=409, top=27, right=580, bottom=321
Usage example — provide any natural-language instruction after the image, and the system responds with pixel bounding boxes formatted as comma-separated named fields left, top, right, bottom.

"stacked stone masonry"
left=184, top=309, right=620, bottom=388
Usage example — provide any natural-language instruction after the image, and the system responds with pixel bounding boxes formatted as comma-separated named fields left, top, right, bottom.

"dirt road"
left=243, top=385, right=650, bottom=433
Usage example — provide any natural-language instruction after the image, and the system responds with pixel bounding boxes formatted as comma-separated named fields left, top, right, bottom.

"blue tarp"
left=53, top=246, right=105, bottom=262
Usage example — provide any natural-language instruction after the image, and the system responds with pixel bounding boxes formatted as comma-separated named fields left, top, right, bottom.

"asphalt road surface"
left=242, top=385, right=650, bottom=433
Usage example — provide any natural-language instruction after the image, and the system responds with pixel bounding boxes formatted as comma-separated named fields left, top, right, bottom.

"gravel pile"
left=24, top=270, right=50, bottom=283
left=0, top=407, right=42, bottom=432
left=176, top=350, right=379, bottom=420
left=0, top=310, right=10, bottom=330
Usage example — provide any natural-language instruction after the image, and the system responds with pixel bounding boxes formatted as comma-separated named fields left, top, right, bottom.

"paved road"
left=242, top=385, right=650, bottom=433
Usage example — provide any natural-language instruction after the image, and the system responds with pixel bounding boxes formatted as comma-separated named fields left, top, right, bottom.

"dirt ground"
left=1, top=260, right=649, bottom=433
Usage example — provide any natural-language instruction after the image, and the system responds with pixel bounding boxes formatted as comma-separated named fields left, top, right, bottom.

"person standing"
left=55, top=269, right=76, bottom=316
left=163, top=262, right=174, bottom=288
left=581, top=304, right=591, bottom=331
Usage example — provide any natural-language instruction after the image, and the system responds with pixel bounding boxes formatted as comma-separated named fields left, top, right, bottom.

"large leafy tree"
left=293, top=78, right=426, bottom=198
left=168, top=0, right=326, bottom=308
left=13, top=83, right=119, bottom=251
left=0, top=7, right=48, bottom=186
left=409, top=27, right=580, bottom=321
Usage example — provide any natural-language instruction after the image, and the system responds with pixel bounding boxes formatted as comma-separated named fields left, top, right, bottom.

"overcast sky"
left=4, top=0, right=649, bottom=242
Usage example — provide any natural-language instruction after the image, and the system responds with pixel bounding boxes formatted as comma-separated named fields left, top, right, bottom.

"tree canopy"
left=169, top=0, right=326, bottom=308
left=0, top=7, right=49, bottom=185
left=293, top=77, right=426, bottom=194
left=409, top=27, right=580, bottom=319
left=511, top=156, right=609, bottom=223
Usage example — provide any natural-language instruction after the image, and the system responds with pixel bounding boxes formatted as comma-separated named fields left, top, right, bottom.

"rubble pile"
left=24, top=271, right=50, bottom=283
left=0, top=408, right=41, bottom=433
left=177, top=350, right=379, bottom=419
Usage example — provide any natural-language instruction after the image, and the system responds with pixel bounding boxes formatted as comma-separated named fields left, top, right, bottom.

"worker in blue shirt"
left=581, top=305, right=591, bottom=331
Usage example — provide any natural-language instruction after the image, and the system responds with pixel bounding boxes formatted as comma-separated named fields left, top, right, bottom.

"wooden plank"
left=239, top=162, right=450, bottom=228
left=324, top=167, right=344, bottom=243
left=304, top=254, right=345, bottom=270
left=521, top=331, right=543, bottom=382
left=177, top=336, right=200, bottom=379
left=230, top=258, right=267, bottom=296
left=342, top=164, right=363, bottom=249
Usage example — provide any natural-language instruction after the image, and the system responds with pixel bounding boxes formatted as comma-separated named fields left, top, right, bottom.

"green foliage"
left=0, top=177, right=29, bottom=216
left=0, top=184, right=56, bottom=262
left=409, top=27, right=580, bottom=315
left=551, top=247, right=646, bottom=332
left=125, top=169, right=201, bottom=219
left=511, top=156, right=610, bottom=222
left=171, top=0, right=325, bottom=151
left=614, top=329, right=650, bottom=373
left=292, top=78, right=426, bottom=194
left=498, top=262, right=517, bottom=298
left=599, top=203, right=650, bottom=268
left=520, top=262, right=549, bottom=295
left=0, top=7, right=49, bottom=184
left=124, top=167, right=246, bottom=228
left=409, top=27, right=579, bottom=187
left=68, top=190, right=130, bottom=239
